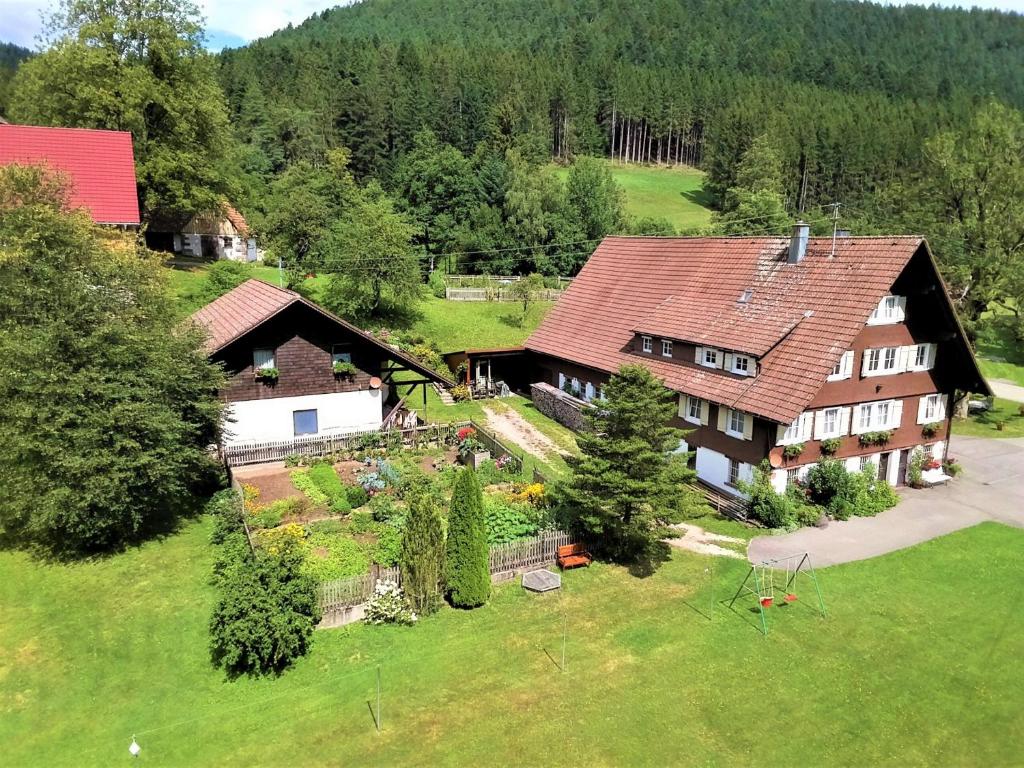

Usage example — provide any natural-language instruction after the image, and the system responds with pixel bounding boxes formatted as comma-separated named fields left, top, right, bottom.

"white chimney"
left=788, top=221, right=809, bottom=264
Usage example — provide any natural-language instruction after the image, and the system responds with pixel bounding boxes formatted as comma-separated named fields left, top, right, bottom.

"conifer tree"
left=558, top=365, right=708, bottom=575
left=445, top=468, right=490, bottom=608
left=400, top=492, right=446, bottom=615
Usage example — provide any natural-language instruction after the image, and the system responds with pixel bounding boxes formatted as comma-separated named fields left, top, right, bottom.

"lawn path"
left=989, top=378, right=1024, bottom=403
left=481, top=405, right=571, bottom=460
left=666, top=522, right=746, bottom=559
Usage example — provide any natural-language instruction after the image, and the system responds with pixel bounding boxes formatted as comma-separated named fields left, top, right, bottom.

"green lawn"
left=954, top=397, right=1024, bottom=438
left=409, top=295, right=552, bottom=352
left=3, top=520, right=1022, bottom=766
left=552, top=160, right=714, bottom=231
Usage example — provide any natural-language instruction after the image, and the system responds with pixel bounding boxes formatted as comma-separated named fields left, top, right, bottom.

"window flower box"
left=782, top=443, right=805, bottom=460
left=921, top=422, right=941, bottom=438
left=858, top=430, right=893, bottom=447
left=333, top=360, right=358, bottom=378
left=255, top=367, right=279, bottom=382
left=819, top=438, right=841, bottom=456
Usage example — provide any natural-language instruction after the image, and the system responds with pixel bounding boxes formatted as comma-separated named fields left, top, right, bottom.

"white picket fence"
left=319, top=566, right=401, bottom=613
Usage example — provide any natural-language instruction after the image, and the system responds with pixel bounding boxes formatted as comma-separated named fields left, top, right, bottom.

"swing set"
left=728, top=552, right=826, bottom=636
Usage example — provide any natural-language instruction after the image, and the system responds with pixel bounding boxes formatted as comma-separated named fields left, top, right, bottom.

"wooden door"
left=878, top=451, right=891, bottom=484
left=896, top=450, right=909, bottom=487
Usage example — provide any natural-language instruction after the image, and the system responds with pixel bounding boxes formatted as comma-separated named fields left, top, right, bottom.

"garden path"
left=989, top=378, right=1024, bottom=403
left=481, top=405, right=571, bottom=461
left=666, top=522, right=745, bottom=558
left=747, top=435, right=1024, bottom=566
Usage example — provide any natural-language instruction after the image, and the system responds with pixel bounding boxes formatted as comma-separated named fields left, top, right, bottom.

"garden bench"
left=556, top=543, right=592, bottom=569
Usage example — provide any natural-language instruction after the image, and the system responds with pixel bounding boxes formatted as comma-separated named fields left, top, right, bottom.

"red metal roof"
left=526, top=236, right=940, bottom=424
left=0, top=124, right=140, bottom=225
left=191, top=279, right=452, bottom=384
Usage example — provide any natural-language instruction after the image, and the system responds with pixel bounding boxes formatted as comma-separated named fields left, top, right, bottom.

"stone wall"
left=531, top=381, right=591, bottom=433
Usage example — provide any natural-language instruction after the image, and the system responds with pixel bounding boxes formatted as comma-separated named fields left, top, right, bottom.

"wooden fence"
left=469, top=419, right=524, bottom=474
left=317, top=530, right=575, bottom=614
left=688, top=481, right=754, bottom=524
left=222, top=422, right=467, bottom=466
left=446, top=287, right=567, bottom=302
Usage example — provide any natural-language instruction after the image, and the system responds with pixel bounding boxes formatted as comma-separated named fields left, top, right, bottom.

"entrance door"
left=895, top=450, right=909, bottom=487
left=878, top=451, right=891, bottom=484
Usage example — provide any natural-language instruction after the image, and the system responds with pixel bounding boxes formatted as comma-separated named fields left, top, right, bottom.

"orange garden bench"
left=556, top=543, right=592, bottom=569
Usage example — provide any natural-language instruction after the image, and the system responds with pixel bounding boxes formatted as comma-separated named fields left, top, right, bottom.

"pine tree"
left=445, top=468, right=490, bottom=608
left=400, top=492, right=446, bottom=615
left=558, top=365, right=708, bottom=575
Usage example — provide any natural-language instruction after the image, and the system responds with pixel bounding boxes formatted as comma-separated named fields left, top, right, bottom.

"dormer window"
left=730, top=354, right=753, bottom=376
left=828, top=350, right=854, bottom=381
left=701, top=348, right=719, bottom=368
left=661, top=340, right=673, bottom=357
left=867, top=295, right=906, bottom=325
left=641, top=335, right=653, bottom=353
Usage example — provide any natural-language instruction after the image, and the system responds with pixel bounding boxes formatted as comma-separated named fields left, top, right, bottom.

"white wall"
left=696, top=447, right=752, bottom=497
left=223, top=389, right=384, bottom=444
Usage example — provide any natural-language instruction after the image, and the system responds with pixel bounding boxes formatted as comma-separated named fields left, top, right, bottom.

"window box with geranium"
left=333, top=360, right=358, bottom=378
left=858, top=430, right=893, bottom=447
left=783, top=443, right=805, bottom=460
left=921, top=422, right=941, bottom=438
left=819, top=438, right=841, bottom=456
left=255, top=366, right=279, bottom=383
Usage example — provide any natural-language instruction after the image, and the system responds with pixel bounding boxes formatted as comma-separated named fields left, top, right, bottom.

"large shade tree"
left=0, top=165, right=224, bottom=555
left=9, top=0, right=233, bottom=218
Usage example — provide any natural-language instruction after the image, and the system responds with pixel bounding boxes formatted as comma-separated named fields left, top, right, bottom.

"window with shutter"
left=253, top=348, right=275, bottom=370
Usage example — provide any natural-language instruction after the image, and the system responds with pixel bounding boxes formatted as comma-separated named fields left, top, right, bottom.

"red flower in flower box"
left=457, top=427, right=476, bottom=442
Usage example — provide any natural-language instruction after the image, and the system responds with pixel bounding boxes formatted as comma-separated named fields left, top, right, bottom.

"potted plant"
left=921, top=422, right=940, bottom=438
left=333, top=360, right=358, bottom=378
left=255, top=366, right=279, bottom=383
left=783, top=443, right=805, bottom=460
left=858, top=430, right=893, bottom=447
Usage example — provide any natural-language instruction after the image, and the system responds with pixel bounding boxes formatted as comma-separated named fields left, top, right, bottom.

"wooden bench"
left=556, top=543, right=592, bottom=569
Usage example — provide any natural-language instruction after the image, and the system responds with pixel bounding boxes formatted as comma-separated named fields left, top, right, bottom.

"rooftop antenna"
left=829, top=203, right=842, bottom=258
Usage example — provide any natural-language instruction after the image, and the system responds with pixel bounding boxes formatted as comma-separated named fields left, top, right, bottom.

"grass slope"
left=410, top=295, right=552, bottom=351
left=552, top=160, right=714, bottom=231
left=3, top=520, right=1022, bottom=766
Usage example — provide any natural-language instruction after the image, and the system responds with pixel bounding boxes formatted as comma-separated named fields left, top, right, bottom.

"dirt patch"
left=419, top=447, right=459, bottom=474
left=666, top=522, right=746, bottom=559
left=231, top=463, right=300, bottom=504
left=481, top=405, right=571, bottom=461
left=333, top=460, right=368, bottom=484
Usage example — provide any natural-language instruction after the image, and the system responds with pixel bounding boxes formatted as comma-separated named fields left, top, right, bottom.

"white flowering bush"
left=364, top=580, right=417, bottom=625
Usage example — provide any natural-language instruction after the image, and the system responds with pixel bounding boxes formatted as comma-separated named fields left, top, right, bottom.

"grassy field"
left=410, top=295, right=552, bottom=351
left=552, top=159, right=713, bottom=231
left=2, top=520, right=1021, bottom=766
left=954, top=397, right=1024, bottom=438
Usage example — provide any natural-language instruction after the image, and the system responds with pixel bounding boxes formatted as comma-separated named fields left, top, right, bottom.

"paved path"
left=747, top=435, right=1024, bottom=566
left=989, top=378, right=1024, bottom=403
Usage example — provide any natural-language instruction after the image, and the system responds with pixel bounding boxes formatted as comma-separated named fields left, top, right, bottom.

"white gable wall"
left=222, top=389, right=386, bottom=445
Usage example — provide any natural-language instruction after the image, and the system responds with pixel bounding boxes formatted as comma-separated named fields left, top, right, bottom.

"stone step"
left=432, top=382, right=456, bottom=406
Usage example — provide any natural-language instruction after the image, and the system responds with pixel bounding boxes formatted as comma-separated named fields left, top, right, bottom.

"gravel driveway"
left=747, top=435, right=1024, bottom=566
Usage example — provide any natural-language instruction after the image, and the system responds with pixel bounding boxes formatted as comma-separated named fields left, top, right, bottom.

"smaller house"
left=147, top=203, right=259, bottom=261
left=191, top=280, right=452, bottom=446
left=443, top=346, right=531, bottom=397
left=0, top=123, right=140, bottom=226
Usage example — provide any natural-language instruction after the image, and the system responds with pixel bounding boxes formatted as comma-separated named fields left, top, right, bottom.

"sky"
left=2, top=0, right=1023, bottom=51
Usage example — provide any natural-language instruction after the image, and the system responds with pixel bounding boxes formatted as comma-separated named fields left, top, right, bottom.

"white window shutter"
left=898, top=346, right=912, bottom=373
left=938, top=394, right=948, bottom=421
left=839, top=407, right=851, bottom=436
left=801, top=412, right=814, bottom=440
left=891, top=400, right=903, bottom=429
left=813, top=410, right=826, bottom=440
left=558, top=372, right=566, bottom=390
left=723, top=352, right=733, bottom=371
left=742, top=414, right=754, bottom=441
left=716, top=406, right=727, bottom=432
left=917, top=396, right=929, bottom=425
left=927, top=344, right=937, bottom=369
left=849, top=404, right=864, bottom=435
left=695, top=346, right=703, bottom=364
left=677, top=395, right=687, bottom=418
left=700, top=400, right=710, bottom=426
left=776, top=424, right=787, bottom=445
left=716, top=353, right=724, bottom=369
left=896, top=296, right=907, bottom=321
left=841, top=350, right=853, bottom=378
left=861, top=351, right=872, bottom=377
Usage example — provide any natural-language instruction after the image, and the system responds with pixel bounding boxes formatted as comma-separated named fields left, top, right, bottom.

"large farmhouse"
left=526, top=226, right=988, bottom=495
left=191, top=280, right=450, bottom=447
left=0, top=123, right=140, bottom=226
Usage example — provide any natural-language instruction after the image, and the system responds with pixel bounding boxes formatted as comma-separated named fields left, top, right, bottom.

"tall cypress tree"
left=400, top=492, right=446, bottom=615
left=445, top=468, right=490, bottom=608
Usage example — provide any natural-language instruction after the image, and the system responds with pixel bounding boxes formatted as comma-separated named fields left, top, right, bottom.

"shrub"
left=943, top=457, right=962, bottom=477
left=284, top=454, right=302, bottom=468
left=371, top=522, right=403, bottom=566
left=208, top=489, right=243, bottom=545
left=291, top=469, right=329, bottom=506
left=819, top=438, right=841, bottom=455
left=450, top=384, right=471, bottom=402
left=427, top=269, right=446, bottom=299
left=253, top=503, right=285, bottom=529
left=300, top=531, right=370, bottom=580
left=474, top=458, right=515, bottom=487
left=346, top=483, right=370, bottom=508
left=483, top=494, right=538, bottom=544
left=806, top=459, right=849, bottom=507
left=364, top=580, right=417, bottom=625
left=511, top=482, right=547, bottom=507
left=794, top=501, right=823, bottom=527
left=907, top=448, right=926, bottom=488
left=307, top=519, right=344, bottom=535
left=400, top=494, right=445, bottom=616
left=209, top=533, right=321, bottom=677
left=445, top=468, right=490, bottom=608
left=351, top=510, right=374, bottom=533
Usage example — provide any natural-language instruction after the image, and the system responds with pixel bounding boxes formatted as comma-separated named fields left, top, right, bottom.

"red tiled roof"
left=526, top=236, right=933, bottom=424
left=0, top=124, right=140, bottom=225
left=223, top=204, right=249, bottom=237
left=190, top=279, right=452, bottom=384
